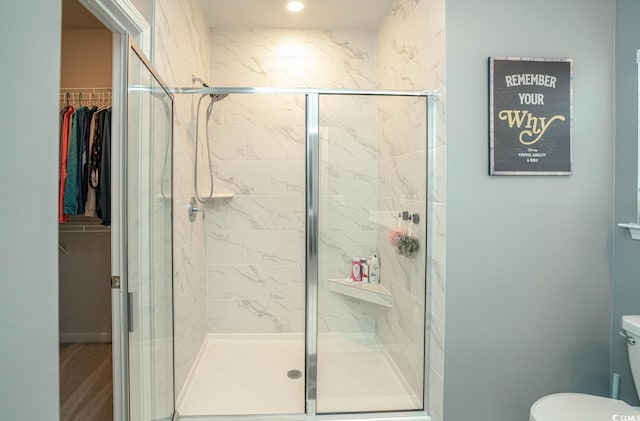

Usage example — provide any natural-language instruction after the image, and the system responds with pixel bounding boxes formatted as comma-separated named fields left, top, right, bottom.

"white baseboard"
left=60, top=332, right=112, bottom=343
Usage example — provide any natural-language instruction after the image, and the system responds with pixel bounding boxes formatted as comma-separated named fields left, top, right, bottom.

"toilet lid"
left=530, top=393, right=639, bottom=421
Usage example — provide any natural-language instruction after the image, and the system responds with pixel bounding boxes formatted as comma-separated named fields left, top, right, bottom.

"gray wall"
left=444, top=1, right=615, bottom=420
left=613, top=0, right=640, bottom=405
left=0, top=1, right=62, bottom=419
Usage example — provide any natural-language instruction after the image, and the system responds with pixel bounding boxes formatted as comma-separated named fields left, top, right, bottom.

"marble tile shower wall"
left=319, top=96, right=379, bottom=333
left=206, top=29, right=379, bottom=334
left=208, top=29, right=376, bottom=88
left=154, top=0, right=210, bottom=394
left=205, top=93, right=307, bottom=334
left=375, top=96, right=427, bottom=401
left=375, top=0, right=447, bottom=419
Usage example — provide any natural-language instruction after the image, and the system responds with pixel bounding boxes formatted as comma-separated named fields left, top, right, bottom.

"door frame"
left=77, top=1, right=151, bottom=420
left=170, top=86, right=435, bottom=421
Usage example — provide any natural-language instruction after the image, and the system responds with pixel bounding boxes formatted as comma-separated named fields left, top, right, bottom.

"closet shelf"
left=327, top=278, right=393, bottom=308
left=59, top=224, right=110, bottom=233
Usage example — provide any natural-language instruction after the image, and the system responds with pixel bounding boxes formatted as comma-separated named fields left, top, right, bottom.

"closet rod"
left=60, top=87, right=112, bottom=92
left=60, top=88, right=112, bottom=107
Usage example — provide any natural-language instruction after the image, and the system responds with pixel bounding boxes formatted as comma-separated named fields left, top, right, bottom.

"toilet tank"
left=623, top=315, right=640, bottom=399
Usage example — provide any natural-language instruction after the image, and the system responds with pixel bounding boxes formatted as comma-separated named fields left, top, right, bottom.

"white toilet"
left=530, top=316, right=640, bottom=421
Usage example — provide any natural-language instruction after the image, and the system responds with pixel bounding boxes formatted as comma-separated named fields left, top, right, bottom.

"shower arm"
left=192, top=75, right=214, bottom=98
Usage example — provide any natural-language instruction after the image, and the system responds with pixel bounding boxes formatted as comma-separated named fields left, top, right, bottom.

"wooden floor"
left=60, top=343, right=113, bottom=421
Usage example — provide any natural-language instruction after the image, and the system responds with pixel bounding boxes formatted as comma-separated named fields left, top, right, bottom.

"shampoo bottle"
left=361, top=258, right=369, bottom=283
left=369, top=255, right=380, bottom=284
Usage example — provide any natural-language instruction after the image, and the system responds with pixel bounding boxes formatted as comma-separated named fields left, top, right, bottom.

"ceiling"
left=200, top=0, right=395, bottom=30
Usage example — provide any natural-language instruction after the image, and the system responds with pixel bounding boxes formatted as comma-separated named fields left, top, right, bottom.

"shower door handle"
left=127, top=292, right=136, bottom=333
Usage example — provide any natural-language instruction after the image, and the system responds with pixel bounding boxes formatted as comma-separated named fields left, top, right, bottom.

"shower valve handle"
left=188, top=197, right=204, bottom=222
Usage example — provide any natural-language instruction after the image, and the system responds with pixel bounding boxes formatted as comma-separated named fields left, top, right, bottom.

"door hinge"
left=127, top=291, right=136, bottom=333
left=111, top=276, right=121, bottom=289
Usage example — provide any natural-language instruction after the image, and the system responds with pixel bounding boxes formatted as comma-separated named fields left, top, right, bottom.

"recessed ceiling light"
left=286, top=0, right=305, bottom=13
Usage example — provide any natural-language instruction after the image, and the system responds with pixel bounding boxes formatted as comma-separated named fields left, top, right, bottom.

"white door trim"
left=80, top=0, right=151, bottom=55
left=79, top=0, right=150, bottom=45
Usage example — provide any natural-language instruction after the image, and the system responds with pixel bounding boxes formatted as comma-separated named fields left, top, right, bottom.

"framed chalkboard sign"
left=489, top=57, right=573, bottom=175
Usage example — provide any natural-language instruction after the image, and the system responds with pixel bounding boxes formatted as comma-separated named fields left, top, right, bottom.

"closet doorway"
left=58, top=1, right=114, bottom=420
left=58, top=1, right=169, bottom=420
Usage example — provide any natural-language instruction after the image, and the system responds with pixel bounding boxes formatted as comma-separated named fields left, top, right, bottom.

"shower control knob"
left=188, top=197, right=205, bottom=222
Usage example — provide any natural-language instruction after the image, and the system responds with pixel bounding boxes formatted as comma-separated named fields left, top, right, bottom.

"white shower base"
left=177, top=333, right=420, bottom=416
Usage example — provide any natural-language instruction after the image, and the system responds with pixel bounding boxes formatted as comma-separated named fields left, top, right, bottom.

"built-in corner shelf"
left=327, top=278, right=393, bottom=308
left=212, top=192, right=234, bottom=199
left=619, top=223, right=640, bottom=240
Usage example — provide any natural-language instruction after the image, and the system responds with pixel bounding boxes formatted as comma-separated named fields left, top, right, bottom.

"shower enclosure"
left=119, top=37, right=435, bottom=420
left=172, top=86, right=435, bottom=420
left=113, top=13, right=439, bottom=421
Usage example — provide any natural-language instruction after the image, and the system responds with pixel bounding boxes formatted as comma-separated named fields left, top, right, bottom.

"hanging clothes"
left=84, top=110, right=99, bottom=217
left=59, top=105, right=74, bottom=223
left=78, top=106, right=98, bottom=215
left=64, top=107, right=82, bottom=215
left=89, top=109, right=104, bottom=193
left=59, top=93, right=111, bottom=225
left=97, top=108, right=112, bottom=226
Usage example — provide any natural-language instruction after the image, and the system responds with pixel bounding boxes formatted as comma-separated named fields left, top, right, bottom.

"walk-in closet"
left=58, top=1, right=113, bottom=419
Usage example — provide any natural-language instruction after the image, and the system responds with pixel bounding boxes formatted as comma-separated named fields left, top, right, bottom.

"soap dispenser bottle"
left=369, top=255, right=380, bottom=284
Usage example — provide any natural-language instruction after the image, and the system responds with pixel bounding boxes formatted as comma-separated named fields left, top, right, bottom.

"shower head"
left=211, top=94, right=228, bottom=103
left=192, top=75, right=228, bottom=103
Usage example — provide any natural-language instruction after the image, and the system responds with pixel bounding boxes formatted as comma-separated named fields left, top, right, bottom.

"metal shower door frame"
left=119, top=34, right=176, bottom=421
left=171, top=86, right=437, bottom=421
left=305, top=93, right=320, bottom=416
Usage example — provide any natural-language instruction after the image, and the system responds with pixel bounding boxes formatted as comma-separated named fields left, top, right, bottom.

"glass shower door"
left=126, top=39, right=174, bottom=421
left=316, top=94, right=427, bottom=414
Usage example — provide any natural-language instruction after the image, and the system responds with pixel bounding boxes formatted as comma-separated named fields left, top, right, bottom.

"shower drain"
left=287, top=369, right=302, bottom=379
